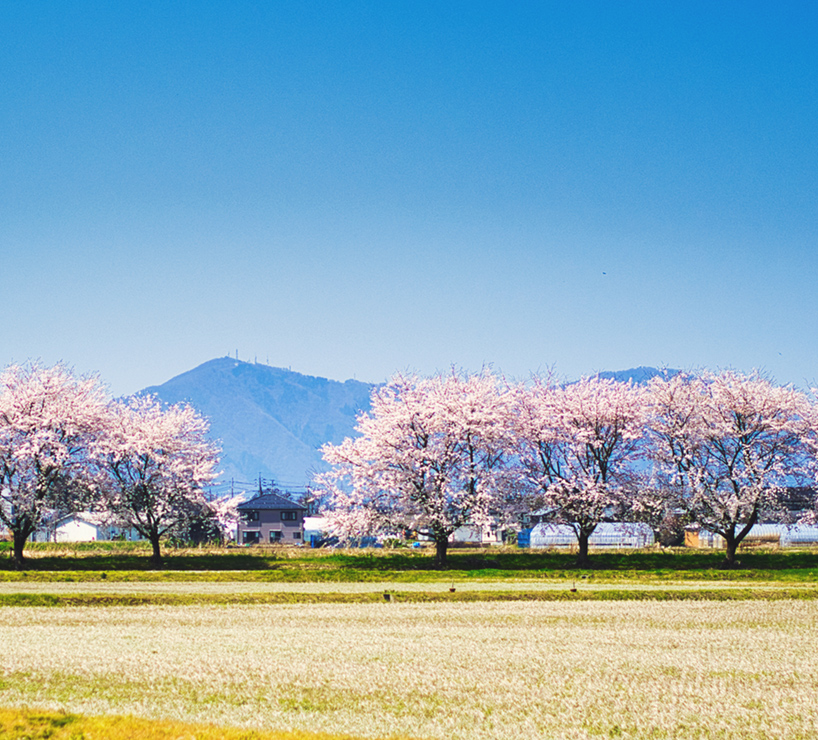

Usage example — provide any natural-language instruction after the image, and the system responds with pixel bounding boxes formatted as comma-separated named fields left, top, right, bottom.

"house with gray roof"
left=236, top=492, right=306, bottom=545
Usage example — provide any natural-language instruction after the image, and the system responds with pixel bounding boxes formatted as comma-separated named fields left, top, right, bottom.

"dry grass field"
left=1, top=600, right=816, bottom=739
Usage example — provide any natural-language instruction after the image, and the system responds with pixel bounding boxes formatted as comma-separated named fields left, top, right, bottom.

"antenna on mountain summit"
left=235, top=349, right=238, bottom=360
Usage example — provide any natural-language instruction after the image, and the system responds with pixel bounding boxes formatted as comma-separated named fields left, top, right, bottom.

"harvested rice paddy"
left=1, top=600, right=816, bottom=739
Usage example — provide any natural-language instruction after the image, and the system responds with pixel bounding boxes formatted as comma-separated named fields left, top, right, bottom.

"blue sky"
left=2, top=1, right=817, bottom=395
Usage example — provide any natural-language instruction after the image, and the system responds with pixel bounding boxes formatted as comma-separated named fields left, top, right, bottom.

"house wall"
left=55, top=519, right=141, bottom=542
left=56, top=519, right=101, bottom=542
left=450, top=524, right=501, bottom=544
left=31, top=516, right=142, bottom=543
left=238, top=509, right=304, bottom=544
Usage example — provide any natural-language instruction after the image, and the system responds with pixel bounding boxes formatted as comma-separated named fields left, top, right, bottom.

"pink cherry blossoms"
left=102, top=394, right=220, bottom=565
left=511, top=375, right=650, bottom=565
left=319, top=370, right=518, bottom=566
left=0, top=363, right=109, bottom=566
left=319, top=367, right=818, bottom=566
left=646, top=371, right=812, bottom=564
left=0, top=363, right=221, bottom=566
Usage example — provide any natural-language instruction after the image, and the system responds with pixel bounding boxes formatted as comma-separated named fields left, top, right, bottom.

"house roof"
left=56, top=512, right=108, bottom=527
left=237, top=492, right=306, bottom=511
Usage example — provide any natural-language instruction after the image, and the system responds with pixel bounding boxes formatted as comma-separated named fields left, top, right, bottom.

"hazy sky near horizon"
left=2, top=1, right=817, bottom=396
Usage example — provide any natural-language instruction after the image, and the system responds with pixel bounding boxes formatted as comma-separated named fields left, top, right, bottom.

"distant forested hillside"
left=141, top=359, right=673, bottom=495
left=141, top=358, right=374, bottom=493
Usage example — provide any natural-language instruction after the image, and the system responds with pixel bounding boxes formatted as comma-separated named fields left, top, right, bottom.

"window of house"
left=243, top=531, right=260, bottom=545
left=242, top=510, right=259, bottom=522
left=293, top=531, right=301, bottom=540
left=281, top=511, right=298, bottom=521
left=270, top=531, right=282, bottom=543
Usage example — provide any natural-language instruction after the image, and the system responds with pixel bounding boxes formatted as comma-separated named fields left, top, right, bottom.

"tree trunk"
left=722, top=513, right=757, bottom=567
left=575, top=533, right=590, bottom=567
left=434, top=535, right=449, bottom=569
left=723, top=537, right=738, bottom=566
left=722, top=531, right=740, bottom=567
left=575, top=529, right=591, bottom=567
left=12, top=529, right=28, bottom=569
left=149, top=533, right=163, bottom=566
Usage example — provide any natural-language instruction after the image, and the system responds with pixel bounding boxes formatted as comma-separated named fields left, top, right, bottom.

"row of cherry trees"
left=0, top=363, right=221, bottom=567
left=319, top=369, right=818, bottom=566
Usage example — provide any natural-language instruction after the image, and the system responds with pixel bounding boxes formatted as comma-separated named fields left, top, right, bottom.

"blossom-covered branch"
left=647, top=370, right=811, bottom=564
left=318, top=370, right=518, bottom=566
left=512, top=375, right=650, bottom=565
left=0, top=363, right=108, bottom=566
left=99, top=395, right=220, bottom=565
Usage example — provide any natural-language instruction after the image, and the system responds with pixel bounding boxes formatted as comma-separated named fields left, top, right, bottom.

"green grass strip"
left=1, top=587, right=817, bottom=607
left=3, top=542, right=817, bottom=574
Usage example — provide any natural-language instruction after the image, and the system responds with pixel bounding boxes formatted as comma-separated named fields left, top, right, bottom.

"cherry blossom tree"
left=163, top=491, right=241, bottom=545
left=796, top=392, right=818, bottom=527
left=206, top=492, right=243, bottom=543
left=512, top=375, right=650, bottom=566
left=100, top=395, right=220, bottom=565
left=0, top=363, right=108, bottom=567
left=318, top=370, right=517, bottom=567
left=646, top=370, right=810, bottom=565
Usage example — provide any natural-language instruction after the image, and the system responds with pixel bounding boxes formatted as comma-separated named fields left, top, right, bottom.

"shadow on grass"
left=326, top=548, right=818, bottom=575
left=0, top=541, right=816, bottom=577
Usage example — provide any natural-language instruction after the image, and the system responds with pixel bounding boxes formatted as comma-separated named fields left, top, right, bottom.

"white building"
left=521, top=522, right=655, bottom=549
left=303, top=516, right=329, bottom=547
left=450, top=523, right=503, bottom=545
left=32, top=513, right=140, bottom=543
left=687, top=523, right=818, bottom=549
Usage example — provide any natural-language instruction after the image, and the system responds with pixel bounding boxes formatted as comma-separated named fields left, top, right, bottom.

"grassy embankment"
left=0, top=541, right=815, bottom=605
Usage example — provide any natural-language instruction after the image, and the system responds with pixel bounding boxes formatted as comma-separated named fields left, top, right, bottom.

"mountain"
left=141, top=358, right=374, bottom=492
left=140, top=359, right=676, bottom=493
left=594, top=366, right=679, bottom=384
